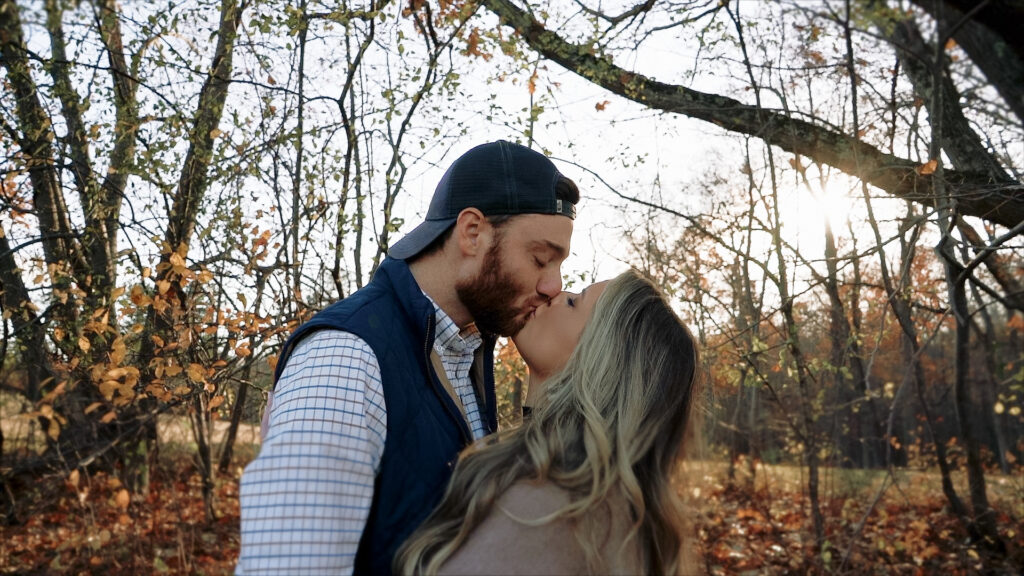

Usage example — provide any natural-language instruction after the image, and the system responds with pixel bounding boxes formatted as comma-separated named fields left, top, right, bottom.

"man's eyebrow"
left=531, top=239, right=568, bottom=259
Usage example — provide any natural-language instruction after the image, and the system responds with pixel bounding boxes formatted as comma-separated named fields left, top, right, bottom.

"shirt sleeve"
left=237, top=330, right=387, bottom=575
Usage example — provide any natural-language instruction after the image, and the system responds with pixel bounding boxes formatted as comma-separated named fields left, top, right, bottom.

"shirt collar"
left=423, top=292, right=482, bottom=355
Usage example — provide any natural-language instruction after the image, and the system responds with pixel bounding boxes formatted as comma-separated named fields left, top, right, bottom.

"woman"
left=397, top=270, right=700, bottom=575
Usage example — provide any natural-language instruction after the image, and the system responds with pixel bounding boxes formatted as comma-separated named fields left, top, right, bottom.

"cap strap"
left=556, top=199, right=576, bottom=220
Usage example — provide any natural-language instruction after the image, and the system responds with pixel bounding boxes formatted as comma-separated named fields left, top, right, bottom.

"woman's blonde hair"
left=396, top=270, right=700, bottom=575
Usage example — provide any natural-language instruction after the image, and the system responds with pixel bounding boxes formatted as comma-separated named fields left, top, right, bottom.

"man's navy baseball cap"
left=388, top=140, right=576, bottom=260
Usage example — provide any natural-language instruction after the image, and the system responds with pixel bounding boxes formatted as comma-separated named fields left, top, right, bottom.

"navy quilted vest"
left=272, top=257, right=497, bottom=575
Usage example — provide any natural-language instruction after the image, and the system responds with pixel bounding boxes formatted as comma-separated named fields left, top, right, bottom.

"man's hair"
left=396, top=270, right=700, bottom=575
left=409, top=175, right=580, bottom=261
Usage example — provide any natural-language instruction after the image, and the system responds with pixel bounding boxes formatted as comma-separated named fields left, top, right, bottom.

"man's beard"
left=456, top=240, right=526, bottom=337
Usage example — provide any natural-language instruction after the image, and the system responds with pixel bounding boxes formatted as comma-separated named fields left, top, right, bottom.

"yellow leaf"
left=130, top=285, right=151, bottom=306
left=99, top=380, right=120, bottom=400
left=157, top=280, right=171, bottom=295
left=164, top=363, right=183, bottom=377
left=68, top=469, right=80, bottom=489
left=109, top=338, right=127, bottom=366
left=187, top=363, right=206, bottom=383
left=994, top=402, right=1005, bottom=414
left=104, top=367, right=129, bottom=380
left=142, top=267, right=151, bottom=279
left=84, top=402, right=104, bottom=415
left=78, top=336, right=91, bottom=353
left=110, top=286, right=126, bottom=299
left=48, top=418, right=60, bottom=441
left=151, top=334, right=165, bottom=348
left=115, top=489, right=130, bottom=510
left=209, top=128, right=223, bottom=139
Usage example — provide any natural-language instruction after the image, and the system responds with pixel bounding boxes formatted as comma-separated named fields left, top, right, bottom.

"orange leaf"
left=100, top=411, right=117, bottom=424
left=595, top=100, right=609, bottom=111
left=115, top=489, right=130, bottom=510
left=78, top=336, right=91, bottom=353
left=187, top=363, right=206, bottom=383
left=209, top=396, right=225, bottom=409
left=916, top=159, right=938, bottom=175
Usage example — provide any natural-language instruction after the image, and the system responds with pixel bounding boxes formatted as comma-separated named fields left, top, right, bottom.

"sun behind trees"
left=2, top=0, right=1023, bottom=573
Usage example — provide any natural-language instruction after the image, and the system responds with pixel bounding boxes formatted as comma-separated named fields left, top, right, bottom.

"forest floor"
left=1, top=432, right=1022, bottom=575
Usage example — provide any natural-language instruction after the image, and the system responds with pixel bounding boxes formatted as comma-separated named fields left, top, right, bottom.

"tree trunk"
left=132, top=0, right=245, bottom=494
left=217, top=378, right=250, bottom=475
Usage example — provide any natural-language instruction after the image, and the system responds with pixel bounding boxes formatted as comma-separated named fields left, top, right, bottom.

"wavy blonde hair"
left=396, top=270, right=700, bottom=575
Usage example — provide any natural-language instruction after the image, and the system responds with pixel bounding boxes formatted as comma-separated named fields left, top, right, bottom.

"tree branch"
left=478, top=0, right=1024, bottom=229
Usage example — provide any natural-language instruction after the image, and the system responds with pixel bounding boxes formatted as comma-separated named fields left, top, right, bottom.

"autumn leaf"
left=78, top=336, right=91, bottom=353
left=187, top=363, right=207, bottom=383
left=47, top=418, right=60, bottom=441
left=115, top=489, right=130, bottom=510
left=916, top=159, right=938, bottom=175
left=595, top=100, right=609, bottom=111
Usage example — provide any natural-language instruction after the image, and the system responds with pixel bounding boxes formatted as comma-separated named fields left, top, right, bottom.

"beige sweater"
left=437, top=481, right=642, bottom=575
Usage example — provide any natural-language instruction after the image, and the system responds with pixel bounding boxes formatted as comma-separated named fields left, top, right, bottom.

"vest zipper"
left=424, top=315, right=473, bottom=445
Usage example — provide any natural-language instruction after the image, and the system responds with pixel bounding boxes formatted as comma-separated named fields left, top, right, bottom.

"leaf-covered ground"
left=2, top=455, right=1021, bottom=574
left=689, top=461, right=1024, bottom=575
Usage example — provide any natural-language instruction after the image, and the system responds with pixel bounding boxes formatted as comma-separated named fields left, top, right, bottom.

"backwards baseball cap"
left=388, top=140, right=576, bottom=260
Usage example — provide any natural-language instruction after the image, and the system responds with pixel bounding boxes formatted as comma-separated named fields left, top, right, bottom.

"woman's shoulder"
left=438, top=479, right=642, bottom=575
left=497, top=479, right=574, bottom=518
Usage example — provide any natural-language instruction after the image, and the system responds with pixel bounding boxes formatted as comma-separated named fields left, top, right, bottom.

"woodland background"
left=0, top=0, right=1022, bottom=573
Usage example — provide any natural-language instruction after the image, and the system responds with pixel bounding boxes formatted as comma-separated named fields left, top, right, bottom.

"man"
left=238, top=141, right=579, bottom=575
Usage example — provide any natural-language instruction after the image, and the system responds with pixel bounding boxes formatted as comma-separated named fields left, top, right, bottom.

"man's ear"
left=454, top=208, right=491, bottom=257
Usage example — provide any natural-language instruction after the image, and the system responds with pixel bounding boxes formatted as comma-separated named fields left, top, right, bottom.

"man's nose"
left=537, top=269, right=562, bottom=299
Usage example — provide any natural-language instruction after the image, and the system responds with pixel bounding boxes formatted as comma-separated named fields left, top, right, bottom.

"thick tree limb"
left=870, top=7, right=1013, bottom=182
left=478, top=0, right=1024, bottom=229
left=911, top=0, right=1024, bottom=125
left=164, top=0, right=245, bottom=252
left=0, top=0, right=87, bottom=273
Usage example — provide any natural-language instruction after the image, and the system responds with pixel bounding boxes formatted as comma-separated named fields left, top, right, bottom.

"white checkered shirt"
left=237, top=298, right=485, bottom=575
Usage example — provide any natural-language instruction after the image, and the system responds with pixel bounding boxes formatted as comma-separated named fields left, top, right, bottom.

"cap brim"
left=388, top=218, right=457, bottom=260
